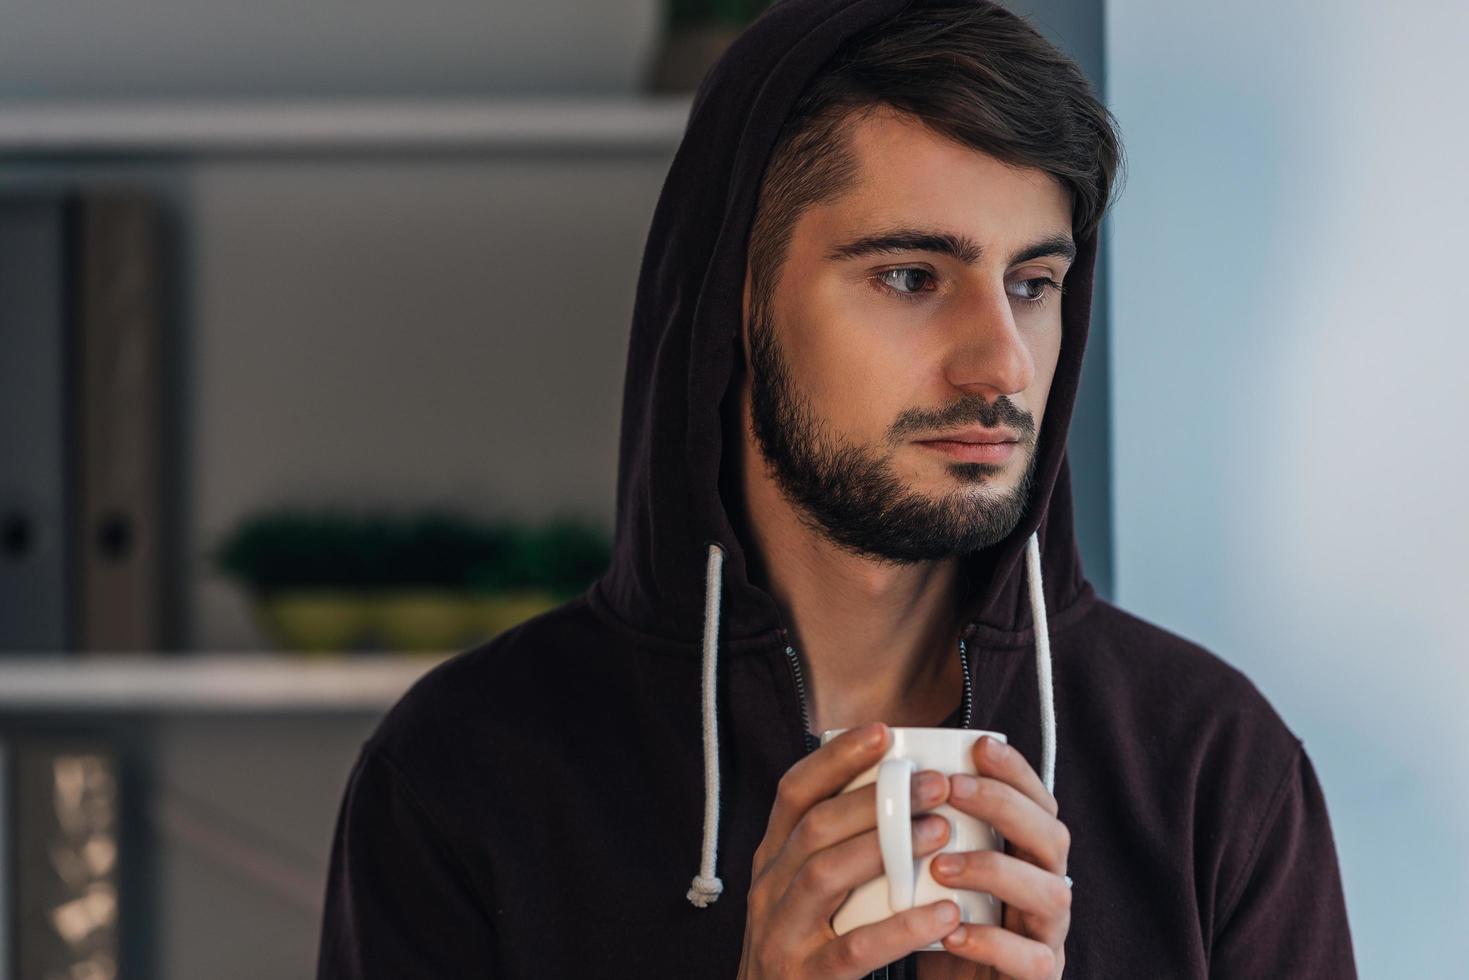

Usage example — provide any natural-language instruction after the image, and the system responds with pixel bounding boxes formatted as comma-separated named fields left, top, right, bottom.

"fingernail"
left=982, top=737, right=1004, bottom=759
left=935, top=902, right=959, bottom=924
left=916, top=816, right=945, bottom=839
left=933, top=853, right=962, bottom=874
left=860, top=722, right=886, bottom=748
left=944, top=925, right=967, bottom=945
left=914, top=771, right=944, bottom=802
left=951, top=774, right=978, bottom=799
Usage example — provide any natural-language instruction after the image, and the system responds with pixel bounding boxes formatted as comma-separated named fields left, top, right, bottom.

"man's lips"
left=917, top=427, right=1021, bottom=445
left=914, top=428, right=1021, bottom=463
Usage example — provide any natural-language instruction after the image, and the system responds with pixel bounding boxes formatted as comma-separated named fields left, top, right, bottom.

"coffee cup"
left=819, top=726, right=1007, bottom=951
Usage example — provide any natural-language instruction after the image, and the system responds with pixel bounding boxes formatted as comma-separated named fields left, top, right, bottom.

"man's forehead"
left=787, top=112, right=1075, bottom=257
left=849, top=110, right=1055, bottom=181
left=827, top=110, right=1073, bottom=240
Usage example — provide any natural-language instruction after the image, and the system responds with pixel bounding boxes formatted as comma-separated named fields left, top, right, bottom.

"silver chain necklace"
left=784, top=634, right=975, bottom=752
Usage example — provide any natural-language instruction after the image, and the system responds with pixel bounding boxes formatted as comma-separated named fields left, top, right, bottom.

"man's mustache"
left=889, top=395, right=1036, bottom=443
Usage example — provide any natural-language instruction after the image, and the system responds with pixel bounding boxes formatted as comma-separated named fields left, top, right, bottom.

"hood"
left=586, top=0, right=1101, bottom=909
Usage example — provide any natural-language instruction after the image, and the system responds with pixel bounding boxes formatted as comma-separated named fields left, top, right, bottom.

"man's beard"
left=747, top=298, right=1039, bottom=564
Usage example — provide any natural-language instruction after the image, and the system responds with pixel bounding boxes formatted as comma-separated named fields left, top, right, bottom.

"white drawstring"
left=685, top=531, right=1056, bottom=908
left=1024, top=531, right=1056, bottom=795
left=687, top=543, right=727, bottom=908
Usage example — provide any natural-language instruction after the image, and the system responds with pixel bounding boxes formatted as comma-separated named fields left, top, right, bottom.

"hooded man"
left=316, top=1, right=1357, bottom=978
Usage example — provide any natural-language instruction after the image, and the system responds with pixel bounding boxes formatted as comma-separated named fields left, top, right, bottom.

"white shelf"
left=0, top=95, right=694, bottom=155
left=0, top=652, right=456, bottom=712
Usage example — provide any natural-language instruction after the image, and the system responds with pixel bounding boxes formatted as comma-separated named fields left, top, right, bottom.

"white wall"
left=0, top=0, right=660, bottom=97
left=1106, top=1, right=1469, bottom=975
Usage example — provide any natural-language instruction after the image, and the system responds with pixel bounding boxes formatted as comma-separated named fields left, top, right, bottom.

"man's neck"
left=740, top=462, right=966, bottom=735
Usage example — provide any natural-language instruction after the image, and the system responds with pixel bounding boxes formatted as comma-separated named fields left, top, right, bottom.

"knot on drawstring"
left=687, top=874, right=724, bottom=908
left=687, top=542, right=726, bottom=908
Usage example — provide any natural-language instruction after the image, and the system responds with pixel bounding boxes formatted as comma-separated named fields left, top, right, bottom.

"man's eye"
left=875, top=268, right=935, bottom=299
left=1008, top=277, right=1065, bottom=307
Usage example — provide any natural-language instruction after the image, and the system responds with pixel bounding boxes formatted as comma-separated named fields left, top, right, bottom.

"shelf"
left=0, top=652, right=456, bottom=712
left=0, top=95, right=695, bottom=156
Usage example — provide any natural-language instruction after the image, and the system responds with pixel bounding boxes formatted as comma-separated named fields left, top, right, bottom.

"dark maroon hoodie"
left=315, top=1, right=1358, bottom=976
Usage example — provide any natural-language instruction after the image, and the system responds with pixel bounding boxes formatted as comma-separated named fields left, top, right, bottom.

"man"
left=316, top=1, right=1357, bottom=977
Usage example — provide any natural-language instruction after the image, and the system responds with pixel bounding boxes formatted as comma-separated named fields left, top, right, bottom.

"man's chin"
left=903, top=472, right=1016, bottom=504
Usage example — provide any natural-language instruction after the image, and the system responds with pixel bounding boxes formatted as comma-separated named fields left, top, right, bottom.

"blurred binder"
left=76, top=193, right=165, bottom=653
left=0, top=189, right=167, bottom=653
left=0, top=193, right=73, bottom=651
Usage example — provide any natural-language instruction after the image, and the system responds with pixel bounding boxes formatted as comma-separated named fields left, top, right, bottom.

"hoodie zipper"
left=778, top=627, right=819, bottom=754
left=780, top=625, right=928, bottom=980
left=779, top=625, right=978, bottom=758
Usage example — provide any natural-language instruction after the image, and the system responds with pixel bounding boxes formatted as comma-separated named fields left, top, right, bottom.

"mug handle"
left=876, top=758, right=918, bottom=912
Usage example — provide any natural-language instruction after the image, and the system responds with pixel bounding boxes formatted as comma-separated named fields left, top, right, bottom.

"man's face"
left=741, top=110, right=1074, bottom=563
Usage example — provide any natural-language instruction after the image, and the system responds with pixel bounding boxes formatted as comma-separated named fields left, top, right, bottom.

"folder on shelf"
left=0, top=189, right=168, bottom=653
left=0, top=193, right=74, bottom=651
left=75, top=192, right=166, bottom=653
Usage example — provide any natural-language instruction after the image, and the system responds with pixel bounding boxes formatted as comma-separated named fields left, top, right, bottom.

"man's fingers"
left=940, top=922, right=1061, bottom=980
left=929, top=848, right=1072, bottom=946
left=760, top=768, right=949, bottom=895
left=758, top=722, right=890, bottom=870
left=773, top=813, right=951, bottom=930
left=809, top=899, right=961, bottom=978
left=946, top=774, right=1070, bottom=876
left=972, top=735, right=1058, bottom=817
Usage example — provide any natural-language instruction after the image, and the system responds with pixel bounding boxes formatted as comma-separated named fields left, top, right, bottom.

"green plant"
left=467, top=517, right=613, bottom=599
left=210, top=507, right=611, bottom=600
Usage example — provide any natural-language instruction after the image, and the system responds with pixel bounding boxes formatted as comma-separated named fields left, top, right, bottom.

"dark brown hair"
left=744, top=0, right=1125, bottom=345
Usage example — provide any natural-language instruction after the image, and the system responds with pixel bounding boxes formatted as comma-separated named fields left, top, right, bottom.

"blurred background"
left=0, top=0, right=1462, bottom=976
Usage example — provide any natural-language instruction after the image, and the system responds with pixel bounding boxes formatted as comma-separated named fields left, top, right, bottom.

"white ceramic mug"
left=819, top=726, right=1007, bottom=951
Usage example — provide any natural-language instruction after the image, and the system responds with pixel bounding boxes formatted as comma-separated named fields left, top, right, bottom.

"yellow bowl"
left=254, top=592, right=374, bottom=654
left=373, top=591, right=481, bottom=652
left=253, top=589, right=566, bottom=654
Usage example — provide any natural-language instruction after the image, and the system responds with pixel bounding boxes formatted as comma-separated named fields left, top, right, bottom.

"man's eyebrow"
left=823, top=228, right=1076, bottom=267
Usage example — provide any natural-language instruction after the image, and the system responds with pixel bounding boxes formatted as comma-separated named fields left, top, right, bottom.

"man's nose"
left=940, top=281, right=1036, bottom=397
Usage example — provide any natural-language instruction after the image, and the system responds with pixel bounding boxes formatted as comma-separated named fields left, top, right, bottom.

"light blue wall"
left=1106, top=1, right=1469, bottom=974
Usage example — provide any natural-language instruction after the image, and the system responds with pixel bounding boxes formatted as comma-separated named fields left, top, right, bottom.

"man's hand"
left=918, top=735, right=1073, bottom=980
left=737, top=722, right=962, bottom=980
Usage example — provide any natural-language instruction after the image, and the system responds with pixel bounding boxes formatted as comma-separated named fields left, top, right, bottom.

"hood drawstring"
left=687, top=542, right=728, bottom=908
left=1025, top=530, right=1057, bottom=795
left=686, top=532, right=1056, bottom=908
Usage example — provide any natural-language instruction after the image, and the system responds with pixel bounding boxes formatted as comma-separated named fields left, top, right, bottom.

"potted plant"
left=210, top=507, right=611, bottom=655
